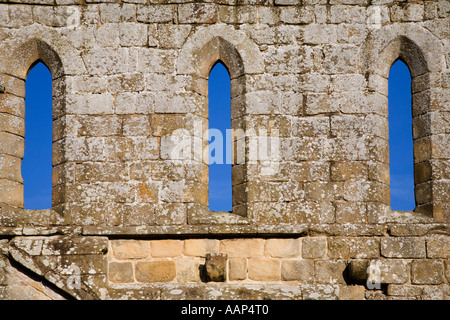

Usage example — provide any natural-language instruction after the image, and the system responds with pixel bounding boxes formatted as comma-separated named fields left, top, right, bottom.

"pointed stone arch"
left=0, top=26, right=83, bottom=218
left=363, top=24, right=447, bottom=221
left=178, top=26, right=264, bottom=222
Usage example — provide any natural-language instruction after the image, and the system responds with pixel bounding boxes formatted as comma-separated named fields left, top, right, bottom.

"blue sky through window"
left=388, top=59, right=415, bottom=211
left=208, top=62, right=232, bottom=212
left=23, top=62, right=53, bottom=210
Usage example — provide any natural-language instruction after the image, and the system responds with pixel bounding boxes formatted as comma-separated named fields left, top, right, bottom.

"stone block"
left=150, top=240, right=182, bottom=258
left=338, top=285, right=366, bottom=300
left=184, top=239, right=219, bottom=257
left=219, top=5, right=257, bottom=24
left=111, top=240, right=149, bottom=260
left=265, top=238, right=300, bottom=258
left=380, top=237, right=426, bottom=259
left=331, top=161, right=368, bottom=181
left=302, top=237, right=327, bottom=259
left=157, top=24, right=192, bottom=49
left=178, top=3, right=217, bottom=24
left=0, top=179, right=23, bottom=208
left=328, top=237, right=379, bottom=259
left=368, top=260, right=410, bottom=285
left=411, top=260, right=444, bottom=285
left=426, top=235, right=450, bottom=258
left=219, top=239, right=265, bottom=258
left=281, top=260, right=314, bottom=282
left=122, top=115, right=151, bottom=137
left=109, top=262, right=133, bottom=283
left=229, top=258, right=247, bottom=281
left=279, top=6, right=314, bottom=24
left=335, top=201, right=367, bottom=224
left=151, top=114, right=185, bottom=136
left=387, top=284, right=423, bottom=297
left=0, top=132, right=24, bottom=158
left=0, top=113, right=24, bottom=136
left=119, top=23, right=148, bottom=47
left=177, top=258, right=202, bottom=283
left=301, top=284, right=339, bottom=300
left=248, top=258, right=281, bottom=281
left=315, top=260, right=347, bottom=284
left=0, top=155, right=22, bottom=183
left=137, top=4, right=173, bottom=23
left=135, top=261, right=176, bottom=283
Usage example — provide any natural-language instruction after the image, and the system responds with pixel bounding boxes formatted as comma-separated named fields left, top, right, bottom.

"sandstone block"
left=119, top=23, right=148, bottom=47
left=280, top=6, right=314, bottom=24
left=0, top=155, right=22, bottom=183
left=219, top=239, right=265, bottom=258
left=387, top=284, right=423, bottom=297
left=228, top=258, right=247, bottom=281
left=328, top=237, right=379, bottom=259
left=315, top=260, right=346, bottom=284
left=135, top=261, right=176, bottom=282
left=302, top=237, right=327, bottom=259
left=248, top=258, right=280, bottom=281
left=335, top=201, right=367, bottom=224
left=0, top=179, right=23, bottom=207
left=111, top=240, right=149, bottom=260
left=427, top=235, right=450, bottom=258
left=178, top=3, right=217, bottom=24
left=184, top=239, right=219, bottom=257
left=380, top=237, right=426, bottom=259
left=281, top=260, right=314, bottom=282
left=150, top=240, right=182, bottom=258
left=338, top=285, right=365, bottom=300
left=177, top=258, right=202, bottom=283
left=157, top=24, right=192, bottom=49
left=411, top=260, right=444, bottom=285
left=137, top=4, right=173, bottom=23
left=109, top=262, right=133, bottom=283
left=368, top=260, right=410, bottom=285
left=122, top=115, right=151, bottom=137
left=265, top=238, right=300, bottom=258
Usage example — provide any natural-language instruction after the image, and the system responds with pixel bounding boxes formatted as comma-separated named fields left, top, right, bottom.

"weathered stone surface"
left=265, top=238, right=300, bottom=258
left=281, top=260, right=314, bottom=282
left=177, top=258, right=203, bottom=283
left=248, top=258, right=281, bottom=281
left=220, top=239, right=265, bottom=258
left=302, top=237, right=327, bottom=259
left=205, top=253, right=227, bottom=282
left=135, top=261, right=176, bottom=283
left=108, top=262, right=133, bottom=283
left=111, top=240, right=149, bottom=260
left=381, top=237, right=426, bottom=259
left=0, top=0, right=448, bottom=301
left=228, top=258, right=247, bottom=281
left=338, top=285, right=366, bottom=300
left=184, top=239, right=219, bottom=257
left=150, top=240, right=182, bottom=258
left=411, top=260, right=444, bottom=285
left=328, top=237, right=379, bottom=259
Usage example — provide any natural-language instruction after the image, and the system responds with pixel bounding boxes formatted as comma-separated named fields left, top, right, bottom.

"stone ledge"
left=0, top=222, right=445, bottom=238
left=105, top=283, right=340, bottom=300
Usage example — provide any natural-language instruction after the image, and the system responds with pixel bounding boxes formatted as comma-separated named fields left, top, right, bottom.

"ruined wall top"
left=0, top=0, right=448, bottom=237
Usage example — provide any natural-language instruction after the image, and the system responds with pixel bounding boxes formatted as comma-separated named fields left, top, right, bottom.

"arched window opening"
left=22, top=61, right=53, bottom=209
left=208, top=61, right=232, bottom=212
left=388, top=59, right=415, bottom=211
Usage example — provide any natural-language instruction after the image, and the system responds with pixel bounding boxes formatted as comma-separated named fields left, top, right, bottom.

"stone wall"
left=0, top=0, right=449, bottom=300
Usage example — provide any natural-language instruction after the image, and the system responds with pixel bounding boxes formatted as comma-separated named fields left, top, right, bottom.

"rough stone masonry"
left=0, top=0, right=449, bottom=300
